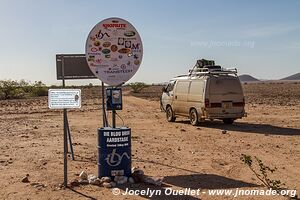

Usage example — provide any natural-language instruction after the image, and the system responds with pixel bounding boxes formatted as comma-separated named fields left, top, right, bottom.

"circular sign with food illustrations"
left=85, top=17, right=143, bottom=86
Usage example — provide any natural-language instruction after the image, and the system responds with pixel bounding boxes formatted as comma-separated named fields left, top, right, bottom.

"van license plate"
left=222, top=102, right=232, bottom=109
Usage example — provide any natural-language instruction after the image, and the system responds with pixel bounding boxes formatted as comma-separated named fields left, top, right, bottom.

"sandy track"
left=0, top=91, right=299, bottom=199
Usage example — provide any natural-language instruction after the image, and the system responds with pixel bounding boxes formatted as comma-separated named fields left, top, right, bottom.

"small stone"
left=115, top=176, right=127, bottom=185
left=33, top=126, right=38, bottom=129
left=102, top=182, right=112, bottom=188
left=132, top=167, right=144, bottom=175
left=180, top=129, right=186, bottom=132
left=89, top=178, right=101, bottom=186
left=113, top=175, right=123, bottom=182
left=100, top=176, right=111, bottom=183
left=222, top=130, right=227, bottom=134
left=78, top=179, right=89, bottom=185
left=113, top=176, right=119, bottom=182
left=88, top=174, right=97, bottom=182
left=31, top=182, right=46, bottom=189
left=21, top=175, right=29, bottom=183
left=56, top=183, right=64, bottom=190
left=143, top=176, right=164, bottom=186
left=114, top=176, right=127, bottom=183
left=79, top=171, right=88, bottom=180
left=132, top=168, right=144, bottom=183
left=70, top=179, right=80, bottom=187
left=128, top=177, right=135, bottom=184
left=110, top=181, right=117, bottom=187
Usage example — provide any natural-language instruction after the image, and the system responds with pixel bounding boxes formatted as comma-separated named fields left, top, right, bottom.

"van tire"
left=166, top=106, right=176, bottom=122
left=189, top=108, right=199, bottom=126
left=223, top=118, right=234, bottom=124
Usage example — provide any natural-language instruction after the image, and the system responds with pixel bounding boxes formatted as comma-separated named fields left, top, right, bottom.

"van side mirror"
left=162, top=87, right=167, bottom=92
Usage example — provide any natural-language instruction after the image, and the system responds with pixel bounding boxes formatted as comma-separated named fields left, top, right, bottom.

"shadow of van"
left=174, top=120, right=300, bottom=136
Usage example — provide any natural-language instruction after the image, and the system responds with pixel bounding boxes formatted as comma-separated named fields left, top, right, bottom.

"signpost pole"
left=62, top=55, right=68, bottom=187
left=63, top=109, right=68, bottom=187
left=112, top=109, right=116, bottom=128
left=66, top=116, right=75, bottom=160
left=101, top=82, right=107, bottom=127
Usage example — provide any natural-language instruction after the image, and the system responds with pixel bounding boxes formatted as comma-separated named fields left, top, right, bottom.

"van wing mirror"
left=162, top=86, right=167, bottom=93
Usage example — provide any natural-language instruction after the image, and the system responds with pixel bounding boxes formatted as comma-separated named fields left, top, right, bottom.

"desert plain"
left=0, top=81, right=299, bottom=200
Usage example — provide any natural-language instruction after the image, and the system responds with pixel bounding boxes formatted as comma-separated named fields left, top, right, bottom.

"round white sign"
left=85, top=17, right=143, bottom=86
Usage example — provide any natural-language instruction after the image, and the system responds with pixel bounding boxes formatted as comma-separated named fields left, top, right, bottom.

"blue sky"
left=0, top=0, right=299, bottom=85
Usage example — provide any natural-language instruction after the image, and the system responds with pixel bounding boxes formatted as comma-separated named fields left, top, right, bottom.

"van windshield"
left=209, top=78, right=242, bottom=95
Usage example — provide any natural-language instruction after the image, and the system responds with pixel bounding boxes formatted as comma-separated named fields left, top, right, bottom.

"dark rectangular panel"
left=56, top=54, right=97, bottom=80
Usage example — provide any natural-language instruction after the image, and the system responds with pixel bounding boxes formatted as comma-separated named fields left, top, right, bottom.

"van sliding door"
left=173, top=81, right=190, bottom=114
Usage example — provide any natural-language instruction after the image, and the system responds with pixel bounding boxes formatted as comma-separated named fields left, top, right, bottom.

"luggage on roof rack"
left=196, top=59, right=215, bottom=68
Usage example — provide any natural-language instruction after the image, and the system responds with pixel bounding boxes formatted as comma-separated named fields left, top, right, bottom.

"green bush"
left=128, top=82, right=149, bottom=93
left=0, top=80, right=25, bottom=99
left=31, top=81, right=48, bottom=96
left=0, top=80, right=48, bottom=100
left=240, top=154, right=285, bottom=190
left=31, top=87, right=48, bottom=96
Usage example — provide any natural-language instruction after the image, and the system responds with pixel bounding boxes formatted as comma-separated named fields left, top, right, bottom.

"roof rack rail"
left=189, top=67, right=238, bottom=77
left=175, top=74, right=189, bottom=78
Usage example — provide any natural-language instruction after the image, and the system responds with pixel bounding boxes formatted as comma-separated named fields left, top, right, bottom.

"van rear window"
left=209, top=78, right=242, bottom=94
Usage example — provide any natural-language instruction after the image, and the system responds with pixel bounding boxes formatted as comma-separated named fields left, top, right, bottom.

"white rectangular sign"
left=48, top=89, right=81, bottom=109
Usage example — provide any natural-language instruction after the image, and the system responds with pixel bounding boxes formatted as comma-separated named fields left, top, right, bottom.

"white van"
left=161, top=67, right=246, bottom=125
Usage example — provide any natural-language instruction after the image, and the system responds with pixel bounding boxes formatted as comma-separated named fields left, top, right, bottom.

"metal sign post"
left=101, top=82, right=108, bottom=127
left=62, top=55, right=68, bottom=187
left=63, top=109, right=68, bottom=187
left=85, top=17, right=143, bottom=178
left=112, top=110, right=116, bottom=128
left=48, top=88, right=81, bottom=187
left=55, top=53, right=99, bottom=187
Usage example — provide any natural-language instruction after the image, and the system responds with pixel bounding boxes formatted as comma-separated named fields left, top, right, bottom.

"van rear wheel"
left=223, top=118, right=234, bottom=124
left=189, top=108, right=199, bottom=126
left=166, top=106, right=176, bottom=122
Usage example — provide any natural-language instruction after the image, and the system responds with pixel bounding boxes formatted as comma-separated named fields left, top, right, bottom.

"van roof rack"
left=189, top=67, right=238, bottom=77
left=175, top=74, right=189, bottom=78
left=188, top=59, right=238, bottom=77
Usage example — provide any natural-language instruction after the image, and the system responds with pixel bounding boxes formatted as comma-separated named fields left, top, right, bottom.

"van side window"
left=166, top=80, right=176, bottom=92
left=176, top=81, right=190, bottom=93
left=189, top=81, right=204, bottom=94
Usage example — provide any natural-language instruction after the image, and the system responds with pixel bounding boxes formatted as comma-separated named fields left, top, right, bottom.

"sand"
left=0, top=82, right=299, bottom=200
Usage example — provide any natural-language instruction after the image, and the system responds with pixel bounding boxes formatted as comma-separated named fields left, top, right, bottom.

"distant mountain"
left=238, top=74, right=259, bottom=82
left=281, top=73, right=300, bottom=81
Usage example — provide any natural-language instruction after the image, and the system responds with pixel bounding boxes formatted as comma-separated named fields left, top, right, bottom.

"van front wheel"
left=223, top=118, right=234, bottom=124
left=166, top=106, right=176, bottom=122
left=189, top=108, right=199, bottom=126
